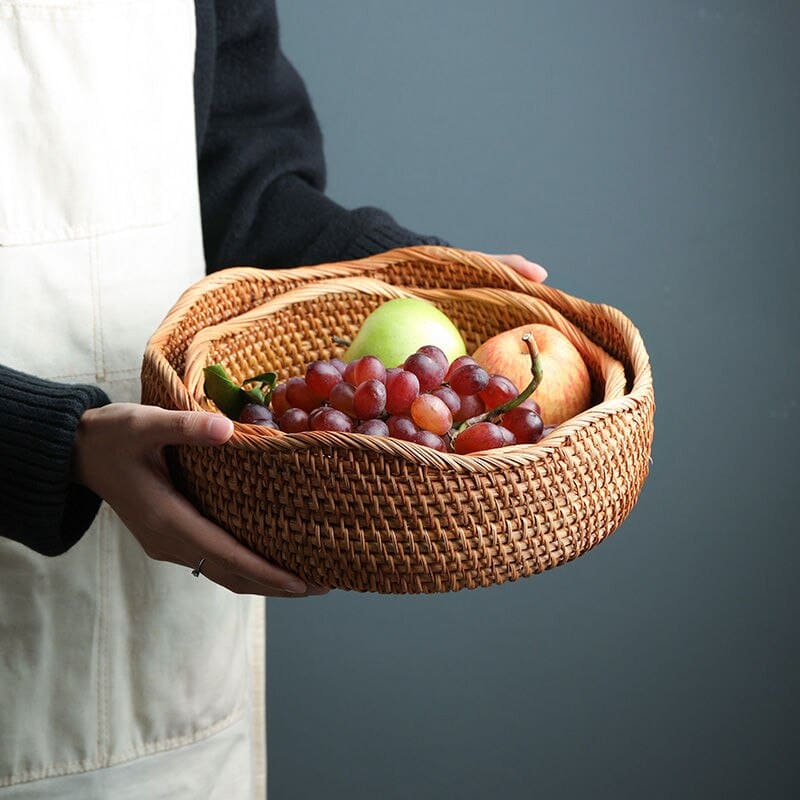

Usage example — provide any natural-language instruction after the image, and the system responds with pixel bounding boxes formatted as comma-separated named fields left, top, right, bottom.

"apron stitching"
left=96, top=507, right=109, bottom=767
left=0, top=209, right=182, bottom=247
left=102, top=507, right=113, bottom=768
left=90, top=235, right=106, bottom=383
left=0, top=3, right=151, bottom=26
left=107, top=707, right=247, bottom=766
left=0, top=706, right=247, bottom=788
left=93, top=515, right=102, bottom=768
left=250, top=599, right=268, bottom=799
left=38, top=367, right=141, bottom=381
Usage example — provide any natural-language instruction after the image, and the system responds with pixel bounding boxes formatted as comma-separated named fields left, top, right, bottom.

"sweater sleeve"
left=196, top=0, right=446, bottom=271
left=0, top=365, right=110, bottom=556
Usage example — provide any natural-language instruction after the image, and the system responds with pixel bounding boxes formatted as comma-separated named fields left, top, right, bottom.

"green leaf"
left=203, top=364, right=251, bottom=420
left=203, top=364, right=278, bottom=419
left=245, top=387, right=265, bottom=404
left=243, top=371, right=277, bottom=386
left=242, top=371, right=277, bottom=405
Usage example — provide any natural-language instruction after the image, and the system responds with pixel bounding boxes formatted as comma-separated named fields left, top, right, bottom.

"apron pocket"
left=0, top=0, right=193, bottom=247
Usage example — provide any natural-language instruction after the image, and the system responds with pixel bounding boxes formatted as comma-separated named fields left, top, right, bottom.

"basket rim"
left=182, top=276, right=628, bottom=412
left=143, top=246, right=653, bottom=471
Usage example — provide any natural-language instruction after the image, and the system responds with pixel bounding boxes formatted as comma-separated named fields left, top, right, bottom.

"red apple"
left=471, top=323, right=592, bottom=425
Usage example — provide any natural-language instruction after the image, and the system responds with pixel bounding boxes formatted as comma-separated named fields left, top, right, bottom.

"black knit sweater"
left=0, top=0, right=444, bottom=556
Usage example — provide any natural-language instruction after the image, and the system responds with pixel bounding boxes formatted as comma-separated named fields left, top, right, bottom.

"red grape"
left=411, top=430, right=448, bottom=452
left=345, top=355, right=386, bottom=385
left=310, top=408, right=353, bottom=432
left=479, top=374, right=519, bottom=411
left=431, top=386, right=461, bottom=416
left=410, top=394, right=452, bottom=435
left=239, top=403, right=274, bottom=425
left=445, top=355, right=476, bottom=381
left=270, top=382, right=290, bottom=417
left=501, top=407, right=543, bottom=444
left=305, top=360, right=342, bottom=399
left=403, top=353, right=444, bottom=392
left=452, top=393, right=485, bottom=424
left=285, top=376, right=322, bottom=412
left=353, top=378, right=387, bottom=419
left=330, top=357, right=347, bottom=375
left=278, top=408, right=309, bottom=432
left=308, top=407, right=326, bottom=425
left=498, top=425, right=517, bottom=446
left=356, top=419, right=390, bottom=437
left=416, top=345, right=449, bottom=375
left=453, top=422, right=507, bottom=454
left=342, top=360, right=358, bottom=385
left=328, top=382, right=356, bottom=417
left=449, top=364, right=489, bottom=396
left=518, top=397, right=542, bottom=415
left=541, top=425, right=557, bottom=438
left=387, top=415, right=418, bottom=441
left=385, top=369, right=420, bottom=415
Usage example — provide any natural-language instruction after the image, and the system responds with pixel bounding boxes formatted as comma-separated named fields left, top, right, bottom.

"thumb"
left=144, top=408, right=234, bottom=447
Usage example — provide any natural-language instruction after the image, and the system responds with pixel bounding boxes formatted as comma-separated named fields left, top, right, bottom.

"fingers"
left=141, top=475, right=310, bottom=594
left=136, top=406, right=234, bottom=448
left=489, top=253, right=549, bottom=282
left=150, top=546, right=328, bottom=597
left=196, top=559, right=329, bottom=598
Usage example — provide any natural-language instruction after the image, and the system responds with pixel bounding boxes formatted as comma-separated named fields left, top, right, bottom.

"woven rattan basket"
left=142, top=247, right=654, bottom=593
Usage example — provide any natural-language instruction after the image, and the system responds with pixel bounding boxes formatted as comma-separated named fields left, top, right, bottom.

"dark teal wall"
left=268, top=3, right=799, bottom=797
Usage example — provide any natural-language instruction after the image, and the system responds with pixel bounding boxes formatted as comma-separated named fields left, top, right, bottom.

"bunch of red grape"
left=238, top=345, right=554, bottom=454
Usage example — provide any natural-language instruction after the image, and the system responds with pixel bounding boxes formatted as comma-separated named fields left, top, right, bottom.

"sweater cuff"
left=299, top=201, right=448, bottom=265
left=328, top=210, right=449, bottom=262
left=0, top=366, right=110, bottom=556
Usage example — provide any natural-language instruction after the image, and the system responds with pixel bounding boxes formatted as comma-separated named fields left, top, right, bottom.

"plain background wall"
left=268, top=2, right=799, bottom=798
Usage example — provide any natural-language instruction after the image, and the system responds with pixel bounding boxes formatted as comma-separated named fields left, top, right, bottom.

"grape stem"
left=332, top=336, right=352, bottom=347
left=456, top=333, right=543, bottom=431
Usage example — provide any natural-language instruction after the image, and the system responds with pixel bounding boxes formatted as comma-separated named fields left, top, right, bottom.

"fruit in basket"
left=385, top=369, right=419, bottom=414
left=472, top=323, right=591, bottom=425
left=305, top=360, right=342, bottom=399
left=203, top=333, right=546, bottom=454
left=278, top=408, right=309, bottom=432
left=410, top=394, right=452, bottom=436
left=448, top=363, right=489, bottom=396
left=310, top=407, right=353, bottom=432
left=479, top=375, right=518, bottom=409
left=353, top=379, right=387, bottom=419
left=357, top=419, right=389, bottom=436
left=452, top=393, right=484, bottom=424
left=239, top=403, right=278, bottom=428
left=343, top=298, right=467, bottom=367
left=454, top=421, right=513, bottom=454
left=500, top=407, right=544, bottom=444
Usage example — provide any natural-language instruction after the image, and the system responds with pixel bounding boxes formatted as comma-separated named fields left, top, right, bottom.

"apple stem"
left=457, top=334, right=543, bottom=430
left=332, top=336, right=352, bottom=348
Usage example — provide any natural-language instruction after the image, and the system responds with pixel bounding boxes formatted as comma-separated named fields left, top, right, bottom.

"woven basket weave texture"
left=141, top=247, right=654, bottom=593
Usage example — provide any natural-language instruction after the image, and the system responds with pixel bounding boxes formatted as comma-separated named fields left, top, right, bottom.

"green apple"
left=344, top=298, right=467, bottom=367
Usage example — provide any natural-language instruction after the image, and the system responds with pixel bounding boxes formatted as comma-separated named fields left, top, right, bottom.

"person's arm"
left=0, top=365, right=109, bottom=556
left=195, top=0, right=446, bottom=271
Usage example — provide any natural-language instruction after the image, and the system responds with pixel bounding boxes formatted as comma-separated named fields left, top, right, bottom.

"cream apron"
left=0, top=1, right=266, bottom=797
